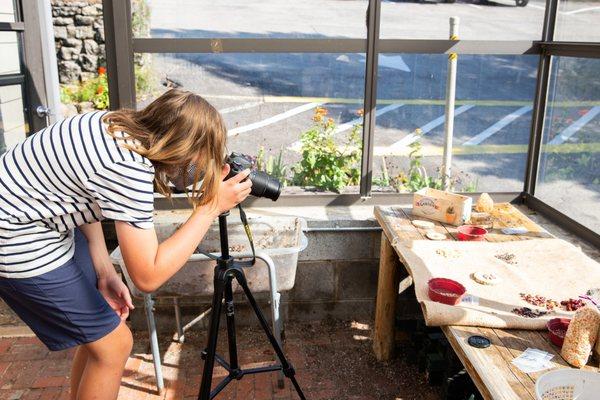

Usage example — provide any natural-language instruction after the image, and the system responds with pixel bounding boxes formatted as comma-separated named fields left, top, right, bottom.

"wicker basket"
left=536, top=369, right=600, bottom=400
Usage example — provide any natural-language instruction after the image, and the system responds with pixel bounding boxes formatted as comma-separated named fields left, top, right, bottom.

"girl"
left=0, top=89, right=252, bottom=399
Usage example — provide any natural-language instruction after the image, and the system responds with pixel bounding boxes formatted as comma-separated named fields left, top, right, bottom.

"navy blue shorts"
left=0, top=229, right=121, bottom=351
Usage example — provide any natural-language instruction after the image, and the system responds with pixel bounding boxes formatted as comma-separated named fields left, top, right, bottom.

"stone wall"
left=51, top=0, right=105, bottom=84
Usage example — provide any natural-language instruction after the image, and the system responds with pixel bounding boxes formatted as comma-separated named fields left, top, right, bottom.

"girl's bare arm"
left=116, top=168, right=251, bottom=293
left=78, top=221, right=119, bottom=279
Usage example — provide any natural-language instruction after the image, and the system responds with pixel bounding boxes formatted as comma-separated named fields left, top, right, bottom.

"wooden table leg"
left=373, top=233, right=402, bottom=361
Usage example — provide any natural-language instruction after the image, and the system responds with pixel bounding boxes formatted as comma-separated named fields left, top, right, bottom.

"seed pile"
left=519, top=293, right=587, bottom=312
left=494, top=252, right=517, bottom=265
left=520, top=293, right=560, bottom=311
left=435, top=249, right=462, bottom=259
left=512, top=307, right=549, bottom=318
left=561, top=298, right=585, bottom=312
left=432, top=289, right=460, bottom=298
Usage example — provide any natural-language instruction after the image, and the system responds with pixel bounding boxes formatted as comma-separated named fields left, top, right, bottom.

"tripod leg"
left=232, top=269, right=307, bottom=400
left=198, top=272, right=226, bottom=400
left=224, top=276, right=239, bottom=371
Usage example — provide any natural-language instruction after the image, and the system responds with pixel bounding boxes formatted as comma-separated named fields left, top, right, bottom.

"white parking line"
left=463, top=105, right=532, bottom=146
left=227, top=102, right=323, bottom=137
left=468, top=4, right=483, bottom=9
left=548, top=106, right=600, bottom=145
left=563, top=6, right=600, bottom=15
left=287, top=103, right=405, bottom=151
left=334, top=103, right=405, bottom=134
left=386, top=104, right=475, bottom=151
left=219, top=101, right=263, bottom=115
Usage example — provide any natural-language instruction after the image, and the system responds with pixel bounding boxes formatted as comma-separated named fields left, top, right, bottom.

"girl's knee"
left=86, top=322, right=133, bottom=366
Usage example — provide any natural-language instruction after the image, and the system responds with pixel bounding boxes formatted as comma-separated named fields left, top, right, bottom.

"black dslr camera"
left=225, top=152, right=281, bottom=201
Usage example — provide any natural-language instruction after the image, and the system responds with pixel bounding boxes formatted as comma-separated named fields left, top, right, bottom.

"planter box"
left=111, top=215, right=307, bottom=298
left=412, top=188, right=472, bottom=226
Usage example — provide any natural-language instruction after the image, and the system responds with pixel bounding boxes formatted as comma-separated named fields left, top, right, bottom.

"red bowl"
left=457, top=225, right=488, bottom=241
left=428, top=278, right=466, bottom=305
left=547, top=318, right=570, bottom=348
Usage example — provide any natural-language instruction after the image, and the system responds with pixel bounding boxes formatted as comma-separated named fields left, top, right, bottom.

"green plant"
left=462, top=178, right=479, bottom=193
left=135, top=64, right=155, bottom=100
left=373, top=156, right=391, bottom=187
left=292, top=107, right=362, bottom=192
left=131, top=0, right=150, bottom=37
left=60, top=68, right=109, bottom=110
left=256, top=146, right=289, bottom=186
left=391, top=129, right=443, bottom=192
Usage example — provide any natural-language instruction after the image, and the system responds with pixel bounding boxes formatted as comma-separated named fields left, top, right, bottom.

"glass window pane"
left=555, top=0, right=600, bottom=42
left=380, top=1, right=545, bottom=40
left=137, top=52, right=365, bottom=193
left=373, top=54, right=537, bottom=193
left=0, top=32, right=20, bottom=75
left=136, top=0, right=368, bottom=38
left=0, top=0, right=15, bottom=23
left=537, top=56, right=600, bottom=233
left=0, top=85, right=27, bottom=154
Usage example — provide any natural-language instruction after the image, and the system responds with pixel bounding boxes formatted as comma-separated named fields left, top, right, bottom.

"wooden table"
left=372, top=203, right=598, bottom=400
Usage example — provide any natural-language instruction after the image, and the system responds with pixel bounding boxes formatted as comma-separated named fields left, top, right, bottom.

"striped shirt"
left=0, top=111, right=155, bottom=279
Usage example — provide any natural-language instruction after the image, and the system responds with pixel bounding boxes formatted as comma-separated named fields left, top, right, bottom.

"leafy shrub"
left=60, top=67, right=109, bottom=110
left=292, top=107, right=362, bottom=192
left=378, top=129, right=478, bottom=193
left=256, top=146, right=288, bottom=186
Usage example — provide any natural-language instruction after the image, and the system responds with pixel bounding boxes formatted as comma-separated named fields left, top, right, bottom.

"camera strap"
left=236, top=204, right=256, bottom=267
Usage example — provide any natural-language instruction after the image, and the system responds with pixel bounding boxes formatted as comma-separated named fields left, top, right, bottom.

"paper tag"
left=511, top=348, right=554, bottom=374
left=501, top=227, right=528, bottom=235
left=462, top=294, right=480, bottom=306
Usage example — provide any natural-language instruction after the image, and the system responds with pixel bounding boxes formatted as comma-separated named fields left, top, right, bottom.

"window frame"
left=102, top=0, right=599, bottom=247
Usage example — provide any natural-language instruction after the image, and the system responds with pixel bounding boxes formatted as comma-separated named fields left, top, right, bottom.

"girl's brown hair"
left=102, top=89, right=227, bottom=209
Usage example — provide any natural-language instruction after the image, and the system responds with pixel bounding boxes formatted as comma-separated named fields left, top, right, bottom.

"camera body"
left=226, top=152, right=282, bottom=201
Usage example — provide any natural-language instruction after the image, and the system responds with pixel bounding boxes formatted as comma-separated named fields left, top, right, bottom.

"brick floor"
left=0, top=321, right=442, bottom=400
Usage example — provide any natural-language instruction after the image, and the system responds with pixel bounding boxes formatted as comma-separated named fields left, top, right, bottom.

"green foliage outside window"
left=291, top=107, right=362, bottom=192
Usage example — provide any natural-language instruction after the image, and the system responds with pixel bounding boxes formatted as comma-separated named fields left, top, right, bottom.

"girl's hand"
left=214, top=164, right=252, bottom=215
left=98, top=275, right=135, bottom=321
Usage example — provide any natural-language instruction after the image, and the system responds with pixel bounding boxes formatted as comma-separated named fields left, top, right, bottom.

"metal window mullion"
left=379, top=39, right=540, bottom=55
left=132, top=38, right=541, bottom=56
left=133, top=38, right=367, bottom=53
left=523, top=0, right=558, bottom=195
left=103, top=0, right=136, bottom=110
left=360, top=0, right=381, bottom=198
left=540, top=42, right=600, bottom=59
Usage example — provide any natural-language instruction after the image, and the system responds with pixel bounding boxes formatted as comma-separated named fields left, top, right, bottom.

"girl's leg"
left=70, top=346, right=89, bottom=400
left=76, top=321, right=133, bottom=400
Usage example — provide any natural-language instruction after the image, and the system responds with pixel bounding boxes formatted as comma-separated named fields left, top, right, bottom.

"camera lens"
left=249, top=171, right=281, bottom=201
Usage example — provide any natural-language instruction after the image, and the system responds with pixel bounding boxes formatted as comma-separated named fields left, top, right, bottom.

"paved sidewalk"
left=0, top=321, right=442, bottom=400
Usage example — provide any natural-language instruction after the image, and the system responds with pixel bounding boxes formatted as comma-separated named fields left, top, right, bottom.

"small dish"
left=428, top=278, right=466, bottom=305
left=457, top=225, right=487, bottom=241
left=547, top=318, right=570, bottom=348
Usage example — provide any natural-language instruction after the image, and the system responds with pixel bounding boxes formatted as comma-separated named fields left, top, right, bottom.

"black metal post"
left=360, top=0, right=382, bottom=198
left=523, top=0, right=559, bottom=195
left=102, top=0, right=136, bottom=110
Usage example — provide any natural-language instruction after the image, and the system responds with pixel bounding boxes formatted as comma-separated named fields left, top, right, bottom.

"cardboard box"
left=412, top=188, right=472, bottom=226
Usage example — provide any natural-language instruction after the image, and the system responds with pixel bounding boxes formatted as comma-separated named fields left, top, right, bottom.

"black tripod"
left=197, top=212, right=306, bottom=400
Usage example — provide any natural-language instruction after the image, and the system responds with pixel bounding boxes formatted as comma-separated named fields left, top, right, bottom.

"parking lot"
left=144, top=0, right=599, bottom=229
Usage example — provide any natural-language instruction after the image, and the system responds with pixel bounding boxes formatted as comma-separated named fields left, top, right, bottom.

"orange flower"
left=313, top=115, right=323, bottom=122
left=96, top=85, right=104, bottom=94
left=315, top=106, right=328, bottom=116
left=327, top=117, right=334, bottom=125
left=98, top=66, right=106, bottom=75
